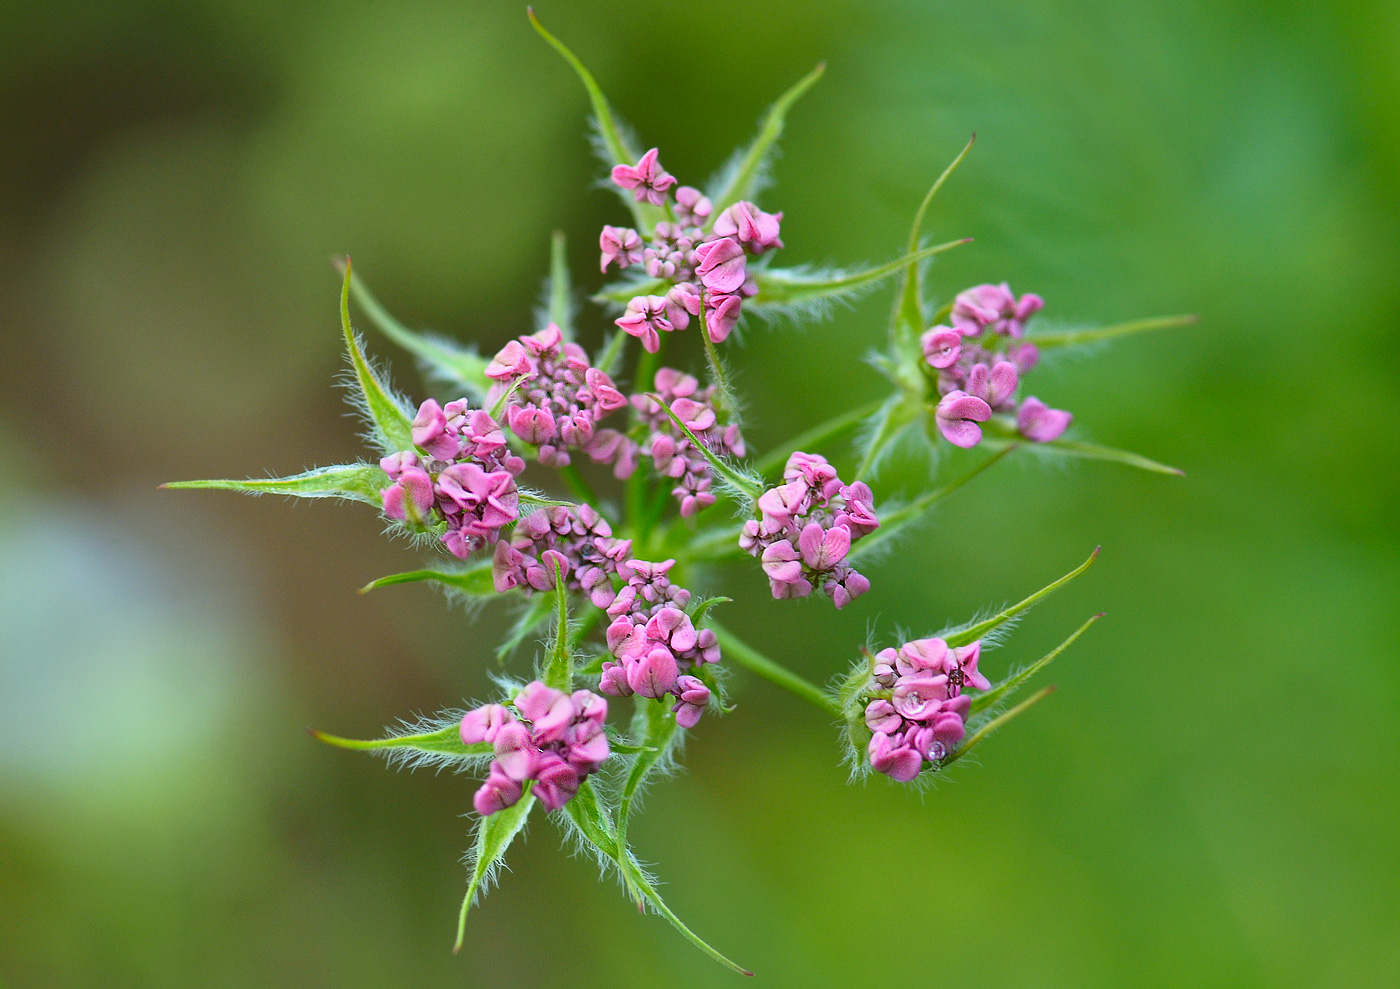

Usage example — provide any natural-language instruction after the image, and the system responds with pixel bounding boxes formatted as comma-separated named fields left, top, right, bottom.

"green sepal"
left=943, top=686, right=1055, bottom=767
left=338, top=258, right=490, bottom=400
left=991, top=436, right=1184, bottom=476
left=560, top=779, right=752, bottom=975
left=339, top=259, right=415, bottom=454
left=312, top=723, right=491, bottom=765
left=747, top=239, right=971, bottom=315
left=970, top=613, right=1102, bottom=715
left=1028, top=314, right=1198, bottom=350
left=454, top=789, right=536, bottom=953
left=359, top=558, right=495, bottom=596
left=945, top=547, right=1099, bottom=647
left=848, top=445, right=1016, bottom=563
left=162, top=463, right=387, bottom=507
left=527, top=9, right=660, bottom=233
left=706, top=63, right=825, bottom=220
left=894, top=135, right=975, bottom=344
left=647, top=394, right=763, bottom=506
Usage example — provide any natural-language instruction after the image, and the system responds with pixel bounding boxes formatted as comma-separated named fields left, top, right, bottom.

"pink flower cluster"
left=380, top=399, right=526, bottom=558
left=598, top=559, right=718, bottom=728
left=863, top=637, right=988, bottom=781
left=632, top=368, right=746, bottom=517
left=461, top=681, right=611, bottom=815
left=740, top=452, right=878, bottom=608
left=485, top=323, right=628, bottom=468
left=922, top=283, right=1072, bottom=448
left=603, top=148, right=782, bottom=351
left=492, top=504, right=631, bottom=608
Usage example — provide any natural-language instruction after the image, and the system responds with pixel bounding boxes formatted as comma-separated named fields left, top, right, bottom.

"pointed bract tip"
left=1091, top=545, right=1101, bottom=558
left=1095, top=612, right=1108, bottom=619
left=157, top=482, right=170, bottom=490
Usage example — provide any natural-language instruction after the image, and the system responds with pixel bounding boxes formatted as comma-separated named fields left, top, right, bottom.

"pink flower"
left=615, top=295, right=677, bottom=354
left=798, top=522, right=851, bottom=571
left=952, top=283, right=1043, bottom=338
left=966, top=360, right=1019, bottom=409
left=672, top=675, right=711, bottom=729
left=600, top=225, right=644, bottom=271
left=460, top=704, right=514, bottom=746
left=627, top=646, right=679, bottom=699
left=712, top=201, right=783, bottom=253
left=921, top=327, right=962, bottom=369
left=380, top=465, right=434, bottom=524
left=674, top=186, right=712, bottom=225
left=411, top=399, right=461, bottom=460
left=704, top=292, right=742, bottom=343
left=473, top=764, right=523, bottom=816
left=868, top=732, right=922, bottom=782
left=1017, top=396, right=1072, bottom=443
left=935, top=390, right=993, bottom=448
left=610, top=148, right=677, bottom=206
left=694, top=237, right=747, bottom=294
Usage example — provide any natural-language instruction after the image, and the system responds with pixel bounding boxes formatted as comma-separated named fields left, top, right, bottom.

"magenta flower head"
left=616, top=295, right=677, bottom=353
left=712, top=201, right=783, bottom=253
left=600, top=225, right=644, bottom=272
left=921, top=326, right=962, bottom=369
left=951, top=282, right=1044, bottom=338
left=1017, top=396, right=1073, bottom=443
left=674, top=185, right=712, bottom=225
left=462, top=681, right=611, bottom=817
left=610, top=148, right=676, bottom=206
left=694, top=237, right=748, bottom=294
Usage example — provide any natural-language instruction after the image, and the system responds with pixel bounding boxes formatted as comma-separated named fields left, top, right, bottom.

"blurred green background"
left=2, top=0, right=1397, bottom=985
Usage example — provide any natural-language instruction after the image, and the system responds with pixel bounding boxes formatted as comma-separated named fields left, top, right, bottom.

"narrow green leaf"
left=543, top=230, right=576, bottom=340
left=593, top=330, right=628, bottom=377
left=848, top=446, right=1016, bottom=563
left=518, top=490, right=581, bottom=511
left=1011, top=436, right=1184, bottom=476
left=853, top=391, right=922, bottom=482
left=946, top=547, right=1100, bottom=647
left=619, top=853, right=753, bottom=976
left=162, top=463, right=387, bottom=506
left=618, top=698, right=679, bottom=856
left=527, top=8, right=658, bottom=232
left=895, top=135, right=975, bottom=340
left=496, top=593, right=557, bottom=662
left=1029, top=314, right=1198, bottom=350
left=559, top=780, right=751, bottom=974
left=686, top=595, right=732, bottom=626
left=647, top=394, right=763, bottom=505
left=454, top=791, right=536, bottom=953
left=359, top=559, right=495, bottom=596
left=542, top=569, right=572, bottom=690
left=707, top=63, right=825, bottom=219
left=311, top=725, right=491, bottom=760
left=339, top=258, right=415, bottom=453
left=971, top=613, right=1103, bottom=715
left=337, top=258, right=490, bottom=400
left=942, top=686, right=1055, bottom=767
left=748, top=238, right=971, bottom=312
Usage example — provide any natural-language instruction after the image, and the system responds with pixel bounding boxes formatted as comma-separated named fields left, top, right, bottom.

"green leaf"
left=647, top=394, right=763, bottom=506
left=617, top=697, right=679, bottom=857
left=496, top=592, right=557, bottom=662
left=747, top=238, right=971, bottom=314
left=454, top=790, right=536, bottom=953
left=848, top=446, right=1017, bottom=564
left=1028, top=314, right=1198, bottom=350
left=707, top=63, right=825, bottom=219
left=339, top=258, right=415, bottom=454
left=312, top=724, right=491, bottom=763
left=895, top=135, right=975, bottom=342
left=337, top=258, right=490, bottom=400
left=945, top=547, right=1100, bottom=647
left=359, top=558, right=496, bottom=596
left=527, top=9, right=659, bottom=232
left=162, top=463, right=387, bottom=507
left=971, top=613, right=1103, bottom=716
left=518, top=490, right=580, bottom=511
left=942, top=686, right=1055, bottom=767
left=542, top=230, right=576, bottom=340
left=557, top=780, right=753, bottom=974
left=686, top=595, right=732, bottom=626
left=853, top=390, right=923, bottom=482
left=1005, top=436, right=1184, bottom=476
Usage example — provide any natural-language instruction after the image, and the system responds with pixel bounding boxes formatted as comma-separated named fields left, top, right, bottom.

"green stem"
left=711, top=622, right=840, bottom=717
left=754, top=397, right=885, bottom=478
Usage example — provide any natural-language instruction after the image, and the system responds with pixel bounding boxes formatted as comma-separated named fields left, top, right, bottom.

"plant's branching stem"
left=711, top=622, right=840, bottom=717
left=755, top=397, right=885, bottom=478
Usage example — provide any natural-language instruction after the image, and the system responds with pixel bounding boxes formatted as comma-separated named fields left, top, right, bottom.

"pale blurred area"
left=2, top=1, right=1397, bottom=985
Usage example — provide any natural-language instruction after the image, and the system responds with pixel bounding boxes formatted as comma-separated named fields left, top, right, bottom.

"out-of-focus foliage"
left=1, top=0, right=1396, bottom=985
